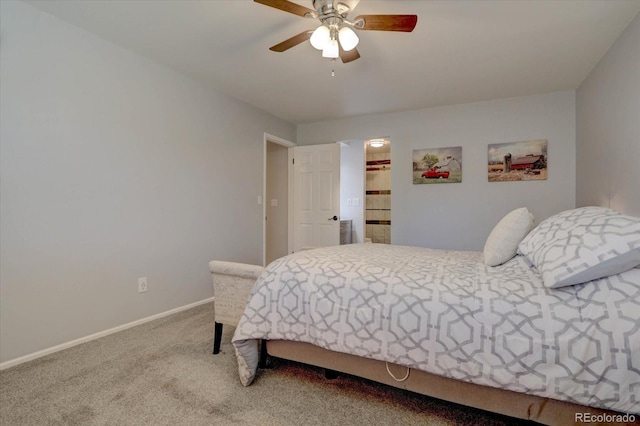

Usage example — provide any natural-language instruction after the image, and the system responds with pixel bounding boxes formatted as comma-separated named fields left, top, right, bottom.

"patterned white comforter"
left=232, top=243, right=640, bottom=414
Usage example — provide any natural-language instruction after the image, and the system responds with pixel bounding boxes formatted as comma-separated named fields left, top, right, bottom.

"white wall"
left=576, top=13, right=640, bottom=217
left=0, top=1, right=295, bottom=363
left=298, top=92, right=576, bottom=251
left=340, top=141, right=365, bottom=243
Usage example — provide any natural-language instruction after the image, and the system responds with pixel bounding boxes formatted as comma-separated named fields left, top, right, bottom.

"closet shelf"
left=366, top=159, right=391, bottom=166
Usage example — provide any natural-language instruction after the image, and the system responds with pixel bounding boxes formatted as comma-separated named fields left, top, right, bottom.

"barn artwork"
left=413, top=146, right=462, bottom=184
left=488, top=140, right=547, bottom=182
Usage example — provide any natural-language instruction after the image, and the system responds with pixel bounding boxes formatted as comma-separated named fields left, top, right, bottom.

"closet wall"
left=365, top=146, right=391, bottom=244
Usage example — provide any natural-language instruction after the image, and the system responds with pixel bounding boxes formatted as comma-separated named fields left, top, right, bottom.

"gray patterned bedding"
left=232, top=243, right=640, bottom=414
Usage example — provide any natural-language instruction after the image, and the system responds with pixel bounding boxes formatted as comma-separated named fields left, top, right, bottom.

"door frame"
left=262, top=133, right=296, bottom=266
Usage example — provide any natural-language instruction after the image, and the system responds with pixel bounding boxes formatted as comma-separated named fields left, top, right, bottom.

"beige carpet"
left=0, top=303, right=534, bottom=425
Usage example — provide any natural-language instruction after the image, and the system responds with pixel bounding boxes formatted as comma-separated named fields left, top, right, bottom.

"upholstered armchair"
left=208, top=260, right=264, bottom=354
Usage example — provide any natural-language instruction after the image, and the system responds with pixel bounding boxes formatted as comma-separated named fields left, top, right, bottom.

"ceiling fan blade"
left=354, top=15, right=418, bottom=32
left=254, top=0, right=317, bottom=18
left=339, top=46, right=360, bottom=63
left=269, top=31, right=312, bottom=52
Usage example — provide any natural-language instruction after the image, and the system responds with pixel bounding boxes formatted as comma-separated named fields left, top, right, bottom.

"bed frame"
left=266, top=340, right=625, bottom=425
left=211, top=261, right=635, bottom=426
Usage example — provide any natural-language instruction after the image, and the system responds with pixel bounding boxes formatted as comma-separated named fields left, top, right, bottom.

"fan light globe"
left=338, top=27, right=359, bottom=51
left=310, top=25, right=330, bottom=50
left=322, top=39, right=339, bottom=58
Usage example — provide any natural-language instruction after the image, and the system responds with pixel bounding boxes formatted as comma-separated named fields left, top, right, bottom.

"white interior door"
left=290, top=143, right=340, bottom=252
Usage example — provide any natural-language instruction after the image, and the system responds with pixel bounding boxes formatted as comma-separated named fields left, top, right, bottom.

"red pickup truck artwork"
left=422, top=168, right=449, bottom=179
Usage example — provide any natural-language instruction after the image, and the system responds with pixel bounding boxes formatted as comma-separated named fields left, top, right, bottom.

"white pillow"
left=518, top=206, right=640, bottom=288
left=483, top=207, right=535, bottom=266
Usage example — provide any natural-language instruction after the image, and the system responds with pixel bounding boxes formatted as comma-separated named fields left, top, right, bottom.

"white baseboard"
left=0, top=297, right=215, bottom=371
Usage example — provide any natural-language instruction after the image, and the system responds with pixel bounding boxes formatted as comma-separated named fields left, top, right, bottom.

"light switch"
left=257, top=196, right=263, bottom=205
left=271, top=199, right=278, bottom=207
left=353, top=198, right=360, bottom=206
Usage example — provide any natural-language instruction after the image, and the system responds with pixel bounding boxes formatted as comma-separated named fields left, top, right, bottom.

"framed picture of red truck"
left=412, top=146, right=462, bottom=184
left=488, top=139, right=548, bottom=182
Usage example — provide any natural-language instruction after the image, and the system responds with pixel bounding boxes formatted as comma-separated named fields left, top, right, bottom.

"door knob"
left=328, top=215, right=338, bottom=221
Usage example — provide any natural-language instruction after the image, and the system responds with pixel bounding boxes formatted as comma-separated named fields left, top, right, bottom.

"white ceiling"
left=26, top=0, right=640, bottom=124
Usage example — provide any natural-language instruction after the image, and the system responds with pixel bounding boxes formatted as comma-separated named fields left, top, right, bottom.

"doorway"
left=365, top=138, right=391, bottom=244
left=263, top=134, right=295, bottom=266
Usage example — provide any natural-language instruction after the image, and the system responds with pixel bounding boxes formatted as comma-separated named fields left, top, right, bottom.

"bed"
left=229, top=206, right=640, bottom=425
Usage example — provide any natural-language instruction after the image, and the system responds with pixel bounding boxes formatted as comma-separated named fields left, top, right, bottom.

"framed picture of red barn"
left=488, top=139, right=547, bottom=182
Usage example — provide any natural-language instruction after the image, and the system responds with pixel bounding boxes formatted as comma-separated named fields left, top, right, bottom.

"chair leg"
left=213, top=322, right=223, bottom=354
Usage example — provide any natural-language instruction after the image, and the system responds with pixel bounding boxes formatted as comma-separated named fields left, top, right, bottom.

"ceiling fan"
left=254, top=0, right=418, bottom=63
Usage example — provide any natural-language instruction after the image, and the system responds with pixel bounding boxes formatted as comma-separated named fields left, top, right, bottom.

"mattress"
left=232, top=243, right=640, bottom=414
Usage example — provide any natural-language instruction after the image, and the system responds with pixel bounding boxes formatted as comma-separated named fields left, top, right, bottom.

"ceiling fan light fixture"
left=322, top=38, right=339, bottom=58
left=310, top=25, right=330, bottom=50
left=338, top=26, right=359, bottom=51
left=256, top=0, right=418, bottom=63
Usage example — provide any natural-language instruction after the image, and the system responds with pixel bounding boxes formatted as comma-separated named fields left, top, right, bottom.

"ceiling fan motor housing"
left=312, top=0, right=352, bottom=21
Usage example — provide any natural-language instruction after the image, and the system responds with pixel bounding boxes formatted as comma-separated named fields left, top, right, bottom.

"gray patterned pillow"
left=518, top=206, right=640, bottom=288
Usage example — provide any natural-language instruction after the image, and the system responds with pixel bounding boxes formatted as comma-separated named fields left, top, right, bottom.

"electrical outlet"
left=138, top=277, right=148, bottom=293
